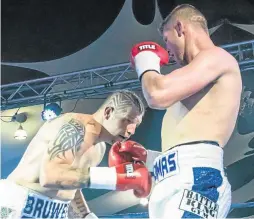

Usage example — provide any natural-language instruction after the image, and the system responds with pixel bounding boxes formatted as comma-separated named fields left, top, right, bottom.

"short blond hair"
left=159, top=4, right=208, bottom=34
left=101, top=90, right=145, bottom=117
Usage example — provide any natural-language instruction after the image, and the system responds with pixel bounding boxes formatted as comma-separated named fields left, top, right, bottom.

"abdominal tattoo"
left=48, top=119, right=84, bottom=160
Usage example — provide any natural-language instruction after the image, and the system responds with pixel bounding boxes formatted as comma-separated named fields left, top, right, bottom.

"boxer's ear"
left=175, top=20, right=184, bottom=37
left=104, top=107, right=114, bottom=119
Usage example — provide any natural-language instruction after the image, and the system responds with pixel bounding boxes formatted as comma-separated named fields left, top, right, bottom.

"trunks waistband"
left=0, top=179, right=70, bottom=219
left=166, top=140, right=220, bottom=152
left=153, top=141, right=224, bottom=184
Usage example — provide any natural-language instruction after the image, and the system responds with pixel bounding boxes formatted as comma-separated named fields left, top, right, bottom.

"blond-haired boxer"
left=131, top=4, right=242, bottom=219
left=0, top=90, right=152, bottom=219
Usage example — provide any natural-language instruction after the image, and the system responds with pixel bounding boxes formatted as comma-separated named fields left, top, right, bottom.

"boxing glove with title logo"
left=89, top=162, right=152, bottom=198
left=130, top=41, right=169, bottom=80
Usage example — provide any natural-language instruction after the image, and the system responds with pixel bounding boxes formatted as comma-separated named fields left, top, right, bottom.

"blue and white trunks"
left=0, top=180, right=70, bottom=218
left=149, top=141, right=232, bottom=219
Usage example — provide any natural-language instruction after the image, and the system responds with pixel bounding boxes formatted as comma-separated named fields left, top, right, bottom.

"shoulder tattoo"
left=48, top=119, right=85, bottom=160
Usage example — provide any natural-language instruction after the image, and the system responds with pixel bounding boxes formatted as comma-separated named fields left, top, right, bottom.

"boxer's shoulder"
left=46, top=113, right=101, bottom=134
left=188, top=46, right=241, bottom=88
left=65, top=113, right=102, bottom=135
left=207, top=47, right=242, bottom=88
left=196, top=46, right=239, bottom=72
left=41, top=113, right=102, bottom=156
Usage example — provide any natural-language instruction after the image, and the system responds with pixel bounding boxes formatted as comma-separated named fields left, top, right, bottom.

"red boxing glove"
left=89, top=162, right=152, bottom=198
left=130, top=41, right=169, bottom=79
left=108, top=141, right=133, bottom=167
left=115, top=162, right=152, bottom=198
left=108, top=141, right=147, bottom=167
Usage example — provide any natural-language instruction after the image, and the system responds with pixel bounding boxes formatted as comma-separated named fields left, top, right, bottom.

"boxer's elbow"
left=40, top=163, right=90, bottom=189
left=39, top=163, right=61, bottom=188
left=40, top=175, right=51, bottom=188
left=40, top=177, right=53, bottom=188
left=144, top=87, right=164, bottom=109
left=146, top=90, right=175, bottom=110
left=39, top=167, right=56, bottom=188
left=40, top=171, right=68, bottom=189
left=144, top=76, right=175, bottom=109
left=146, top=97, right=163, bottom=109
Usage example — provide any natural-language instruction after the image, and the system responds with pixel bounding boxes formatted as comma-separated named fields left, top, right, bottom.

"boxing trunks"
left=149, top=141, right=231, bottom=219
left=0, top=180, right=70, bottom=218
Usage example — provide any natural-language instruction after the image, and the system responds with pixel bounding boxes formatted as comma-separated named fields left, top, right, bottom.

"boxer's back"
left=162, top=49, right=242, bottom=151
left=7, top=113, right=105, bottom=200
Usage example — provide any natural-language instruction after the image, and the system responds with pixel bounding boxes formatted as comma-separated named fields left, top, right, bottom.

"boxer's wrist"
left=134, top=51, right=161, bottom=79
left=88, top=167, right=116, bottom=190
left=146, top=150, right=162, bottom=172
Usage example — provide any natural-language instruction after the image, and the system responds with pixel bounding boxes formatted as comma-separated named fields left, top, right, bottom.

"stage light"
left=10, top=112, right=28, bottom=140
left=41, top=103, right=62, bottom=121
left=14, top=124, right=27, bottom=140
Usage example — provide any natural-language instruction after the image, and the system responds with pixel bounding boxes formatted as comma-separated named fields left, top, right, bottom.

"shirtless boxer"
left=0, top=90, right=152, bottom=219
left=130, top=4, right=242, bottom=219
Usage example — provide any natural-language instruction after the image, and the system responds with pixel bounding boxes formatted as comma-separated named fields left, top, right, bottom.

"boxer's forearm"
left=40, top=164, right=90, bottom=189
left=141, top=71, right=166, bottom=109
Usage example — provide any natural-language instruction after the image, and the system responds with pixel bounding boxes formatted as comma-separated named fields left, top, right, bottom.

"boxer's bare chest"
left=161, top=82, right=218, bottom=150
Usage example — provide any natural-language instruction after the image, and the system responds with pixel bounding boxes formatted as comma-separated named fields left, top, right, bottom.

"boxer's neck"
left=185, top=28, right=215, bottom=64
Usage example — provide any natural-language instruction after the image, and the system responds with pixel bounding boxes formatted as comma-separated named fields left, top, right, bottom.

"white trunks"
left=0, top=180, right=70, bottom=219
left=149, top=141, right=232, bottom=219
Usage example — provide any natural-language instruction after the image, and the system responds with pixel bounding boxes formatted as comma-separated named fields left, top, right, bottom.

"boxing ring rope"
left=99, top=202, right=254, bottom=218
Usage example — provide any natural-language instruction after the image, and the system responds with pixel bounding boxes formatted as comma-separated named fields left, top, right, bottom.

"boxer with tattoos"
left=0, top=90, right=152, bottom=219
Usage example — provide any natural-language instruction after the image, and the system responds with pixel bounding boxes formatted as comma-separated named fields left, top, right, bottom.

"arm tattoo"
left=48, top=119, right=84, bottom=160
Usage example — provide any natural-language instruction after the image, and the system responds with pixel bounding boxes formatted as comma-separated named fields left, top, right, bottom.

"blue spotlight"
left=41, top=103, right=62, bottom=121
